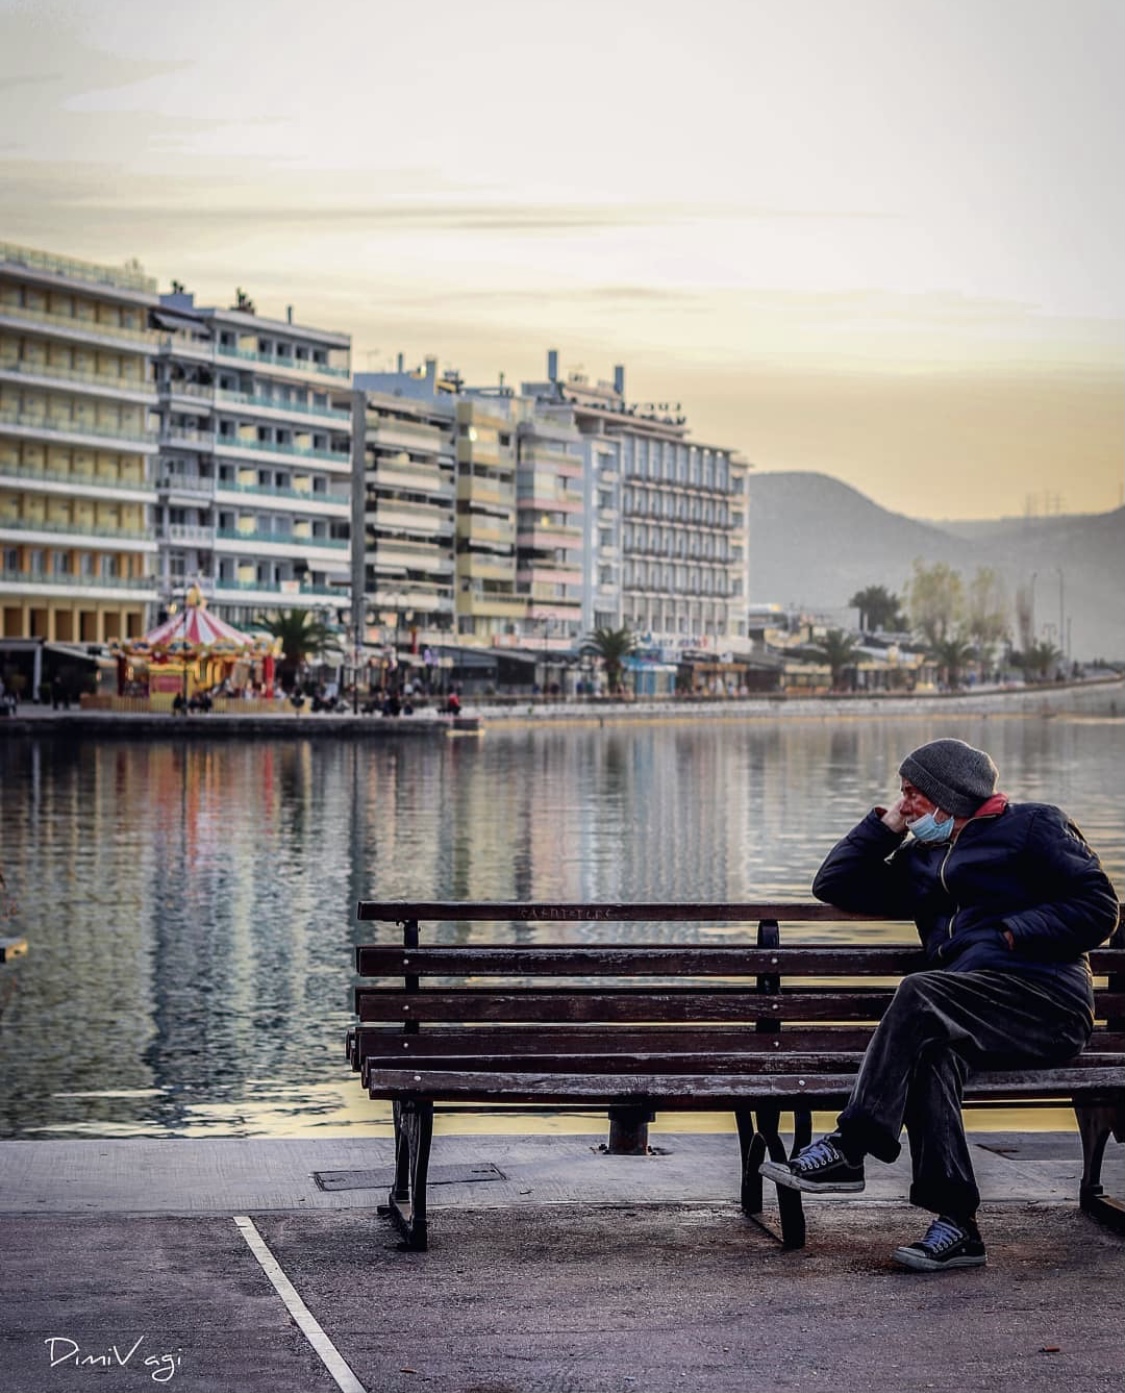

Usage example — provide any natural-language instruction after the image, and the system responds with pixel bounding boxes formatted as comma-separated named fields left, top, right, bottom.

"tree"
left=254, top=609, right=342, bottom=689
left=848, top=585, right=905, bottom=633
left=930, top=636, right=976, bottom=690
left=807, top=629, right=860, bottom=692
left=584, top=626, right=635, bottom=694
left=1014, top=581, right=1036, bottom=652
left=965, top=567, right=1009, bottom=658
left=906, top=561, right=964, bottom=646
left=1013, top=640, right=1062, bottom=682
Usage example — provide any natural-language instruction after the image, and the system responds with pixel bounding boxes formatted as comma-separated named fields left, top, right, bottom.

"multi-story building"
left=355, top=362, right=526, bottom=644
left=153, top=290, right=353, bottom=627
left=0, top=241, right=161, bottom=645
left=525, top=353, right=749, bottom=652
left=514, top=404, right=586, bottom=645
left=351, top=377, right=456, bottom=644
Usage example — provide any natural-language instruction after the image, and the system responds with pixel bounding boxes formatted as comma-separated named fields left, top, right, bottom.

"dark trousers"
left=836, top=969, right=1091, bottom=1220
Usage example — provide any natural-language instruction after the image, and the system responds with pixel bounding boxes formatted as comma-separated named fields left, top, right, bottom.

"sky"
left=1, top=0, right=1122, bottom=520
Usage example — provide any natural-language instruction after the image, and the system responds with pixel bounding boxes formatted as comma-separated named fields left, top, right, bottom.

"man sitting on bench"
left=759, top=738, right=1119, bottom=1271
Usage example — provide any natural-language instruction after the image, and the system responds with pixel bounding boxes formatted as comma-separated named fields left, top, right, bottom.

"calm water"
left=1, top=715, right=1122, bottom=1138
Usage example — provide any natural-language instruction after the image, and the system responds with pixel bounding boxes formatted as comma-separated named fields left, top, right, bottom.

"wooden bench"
left=347, top=900, right=1125, bottom=1251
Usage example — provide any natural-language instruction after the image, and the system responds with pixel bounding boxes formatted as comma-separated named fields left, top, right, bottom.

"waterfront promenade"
left=1, top=673, right=1122, bottom=739
left=0, top=1129, right=1122, bottom=1392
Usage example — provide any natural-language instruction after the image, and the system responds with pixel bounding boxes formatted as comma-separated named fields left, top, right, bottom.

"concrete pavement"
left=0, top=1131, right=1122, bottom=1393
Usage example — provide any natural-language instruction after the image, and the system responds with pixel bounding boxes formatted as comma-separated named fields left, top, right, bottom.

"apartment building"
left=525, top=354, right=749, bottom=652
left=153, top=291, right=353, bottom=627
left=355, top=362, right=525, bottom=643
left=352, top=379, right=456, bottom=643
left=514, top=405, right=586, bottom=645
left=0, top=241, right=160, bottom=644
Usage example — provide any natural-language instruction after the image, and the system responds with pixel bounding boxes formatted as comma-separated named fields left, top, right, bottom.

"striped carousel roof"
left=143, top=604, right=254, bottom=651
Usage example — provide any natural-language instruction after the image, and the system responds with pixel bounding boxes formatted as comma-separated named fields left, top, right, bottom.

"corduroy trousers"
left=836, top=969, right=1092, bottom=1219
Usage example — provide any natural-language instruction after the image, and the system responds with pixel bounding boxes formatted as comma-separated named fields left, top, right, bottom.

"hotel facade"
left=0, top=241, right=161, bottom=646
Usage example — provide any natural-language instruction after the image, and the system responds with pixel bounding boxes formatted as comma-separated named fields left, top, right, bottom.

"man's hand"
left=881, top=795, right=909, bottom=834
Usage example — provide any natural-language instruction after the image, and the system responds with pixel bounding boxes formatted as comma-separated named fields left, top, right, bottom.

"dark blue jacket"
left=812, top=801, right=1120, bottom=1008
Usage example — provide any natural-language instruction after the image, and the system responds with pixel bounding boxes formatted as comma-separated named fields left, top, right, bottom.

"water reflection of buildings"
left=2, top=719, right=1121, bottom=1138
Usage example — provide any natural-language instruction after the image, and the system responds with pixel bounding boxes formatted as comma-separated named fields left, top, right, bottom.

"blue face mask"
left=906, top=810, right=955, bottom=844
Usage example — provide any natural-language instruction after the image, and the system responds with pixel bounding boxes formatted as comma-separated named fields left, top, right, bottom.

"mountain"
left=746, top=472, right=1125, bottom=661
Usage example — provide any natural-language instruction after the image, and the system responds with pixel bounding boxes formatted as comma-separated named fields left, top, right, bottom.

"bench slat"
left=356, top=986, right=1125, bottom=1025
left=356, top=900, right=877, bottom=923
left=355, top=945, right=927, bottom=977
left=365, top=1065, right=1125, bottom=1106
left=356, top=986, right=898, bottom=1024
left=359, top=1050, right=1125, bottom=1089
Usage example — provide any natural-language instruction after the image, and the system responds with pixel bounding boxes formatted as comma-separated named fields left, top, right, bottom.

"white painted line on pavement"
left=234, top=1215, right=367, bottom=1393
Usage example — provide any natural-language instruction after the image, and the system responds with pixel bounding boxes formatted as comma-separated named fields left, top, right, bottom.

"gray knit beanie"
left=898, top=738, right=999, bottom=818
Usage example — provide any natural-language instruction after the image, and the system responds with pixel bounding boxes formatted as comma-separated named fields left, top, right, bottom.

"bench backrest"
left=350, top=902, right=1125, bottom=1071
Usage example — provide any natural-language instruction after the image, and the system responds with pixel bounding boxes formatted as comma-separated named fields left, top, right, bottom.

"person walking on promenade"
left=759, top=737, right=1120, bottom=1271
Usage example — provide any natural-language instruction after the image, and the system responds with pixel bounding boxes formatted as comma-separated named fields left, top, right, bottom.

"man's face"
left=899, top=779, right=948, bottom=823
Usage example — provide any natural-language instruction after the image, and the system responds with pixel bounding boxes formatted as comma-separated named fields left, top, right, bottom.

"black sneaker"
left=893, top=1215, right=987, bottom=1271
left=758, top=1133, right=866, bottom=1193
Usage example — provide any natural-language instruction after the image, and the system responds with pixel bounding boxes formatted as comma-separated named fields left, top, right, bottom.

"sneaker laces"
left=918, top=1216, right=967, bottom=1253
left=791, top=1135, right=845, bottom=1172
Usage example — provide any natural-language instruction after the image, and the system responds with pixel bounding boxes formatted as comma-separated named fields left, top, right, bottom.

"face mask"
left=906, top=810, right=954, bottom=844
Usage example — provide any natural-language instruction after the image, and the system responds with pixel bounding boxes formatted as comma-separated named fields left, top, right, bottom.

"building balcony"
left=517, top=567, right=582, bottom=588
left=1, top=240, right=155, bottom=293
left=0, top=516, right=157, bottom=551
left=157, top=523, right=215, bottom=545
left=371, top=542, right=453, bottom=571
left=216, top=388, right=351, bottom=424
left=0, top=303, right=157, bottom=354
left=516, top=491, right=584, bottom=515
left=155, top=473, right=215, bottom=496
left=456, top=555, right=515, bottom=583
left=456, top=476, right=512, bottom=510
left=458, top=592, right=526, bottom=618
left=516, top=525, right=582, bottom=549
left=213, top=578, right=344, bottom=599
left=215, top=527, right=348, bottom=551
left=370, top=460, right=453, bottom=496
left=216, top=480, right=350, bottom=514
left=0, top=408, right=158, bottom=453
left=1, top=461, right=153, bottom=503
left=457, top=519, right=513, bottom=547
left=368, top=504, right=450, bottom=535
left=367, top=418, right=446, bottom=451
left=0, top=358, right=156, bottom=404
left=0, top=568, right=160, bottom=600
left=154, top=334, right=216, bottom=364
left=213, top=434, right=349, bottom=467
left=160, top=425, right=215, bottom=451
left=215, top=342, right=349, bottom=380
left=519, top=445, right=583, bottom=473
left=158, top=380, right=214, bottom=403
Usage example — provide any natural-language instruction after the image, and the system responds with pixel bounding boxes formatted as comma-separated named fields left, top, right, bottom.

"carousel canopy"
left=115, top=587, right=279, bottom=658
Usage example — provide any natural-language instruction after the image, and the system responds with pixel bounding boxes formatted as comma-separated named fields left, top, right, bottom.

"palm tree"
left=848, top=585, right=905, bottom=634
left=1012, top=640, right=1063, bottom=683
left=930, top=635, right=976, bottom=690
left=584, top=626, right=636, bottom=694
left=254, top=608, right=342, bottom=690
left=807, top=629, right=860, bottom=692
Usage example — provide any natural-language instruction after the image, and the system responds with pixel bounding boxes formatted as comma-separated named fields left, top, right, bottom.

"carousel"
left=109, top=586, right=282, bottom=702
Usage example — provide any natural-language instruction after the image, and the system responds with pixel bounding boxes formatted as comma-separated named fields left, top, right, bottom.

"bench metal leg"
left=1076, top=1100, right=1125, bottom=1235
left=749, top=1104, right=811, bottom=1249
left=379, top=1097, right=434, bottom=1250
left=607, top=1104, right=654, bottom=1154
left=736, top=1106, right=763, bottom=1214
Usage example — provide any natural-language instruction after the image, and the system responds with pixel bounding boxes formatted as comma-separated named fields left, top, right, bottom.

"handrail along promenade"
left=348, top=899, right=1125, bottom=1252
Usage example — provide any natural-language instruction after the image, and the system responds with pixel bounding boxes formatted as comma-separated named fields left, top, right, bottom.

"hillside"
left=746, top=473, right=1125, bottom=661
